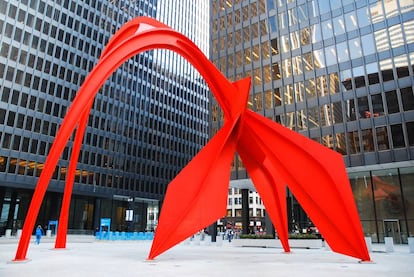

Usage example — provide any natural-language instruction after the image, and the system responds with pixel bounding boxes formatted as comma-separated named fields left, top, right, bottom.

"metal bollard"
left=365, top=237, right=372, bottom=252
left=408, top=237, right=414, bottom=253
left=384, top=237, right=394, bottom=253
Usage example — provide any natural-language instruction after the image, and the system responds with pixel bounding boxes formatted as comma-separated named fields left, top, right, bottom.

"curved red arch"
left=14, top=17, right=370, bottom=262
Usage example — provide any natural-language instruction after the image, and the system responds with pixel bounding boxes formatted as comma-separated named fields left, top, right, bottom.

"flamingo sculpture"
left=14, top=17, right=370, bottom=262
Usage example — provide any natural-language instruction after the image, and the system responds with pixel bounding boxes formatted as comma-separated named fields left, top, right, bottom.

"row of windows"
left=213, top=78, right=414, bottom=122
left=213, top=0, right=413, bottom=30
left=0, top=157, right=168, bottom=195
left=226, top=208, right=265, bottom=218
left=229, top=121, right=414, bottom=170
left=228, top=196, right=263, bottom=205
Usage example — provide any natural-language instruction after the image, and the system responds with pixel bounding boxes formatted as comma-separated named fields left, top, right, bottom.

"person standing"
left=35, top=225, right=43, bottom=245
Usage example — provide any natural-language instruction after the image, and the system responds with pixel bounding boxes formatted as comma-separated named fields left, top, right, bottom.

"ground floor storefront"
left=0, top=186, right=158, bottom=236
left=227, top=163, right=414, bottom=244
left=348, top=165, right=414, bottom=244
left=1, top=164, right=413, bottom=244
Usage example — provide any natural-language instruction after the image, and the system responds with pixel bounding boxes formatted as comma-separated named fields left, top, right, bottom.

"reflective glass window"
left=324, top=45, right=337, bottom=66
left=294, top=82, right=305, bottom=102
left=400, top=0, right=414, bottom=13
left=290, top=31, right=300, bottom=50
left=298, top=4, right=308, bottom=23
left=333, top=16, right=345, bottom=36
left=292, top=56, right=302, bottom=76
left=336, top=41, right=349, bottom=63
left=344, top=11, right=358, bottom=32
left=401, top=87, right=414, bottom=111
left=274, top=88, right=281, bottom=106
left=279, top=11, right=287, bottom=29
left=322, top=20, right=333, bottom=40
left=368, top=62, right=379, bottom=85
left=329, top=0, right=342, bottom=10
left=319, top=104, right=332, bottom=126
left=313, top=49, right=325, bottom=68
left=383, top=0, right=399, bottom=17
left=271, top=38, right=278, bottom=55
left=288, top=8, right=297, bottom=26
left=349, top=38, right=362, bottom=60
left=332, top=101, right=343, bottom=123
left=376, top=126, right=389, bottom=150
left=361, top=33, right=376, bottom=56
left=380, top=59, right=394, bottom=81
left=318, top=0, right=331, bottom=15
left=303, top=52, right=313, bottom=71
left=403, top=20, right=414, bottom=44
left=339, top=69, right=352, bottom=90
left=307, top=0, right=319, bottom=18
left=353, top=66, right=366, bottom=88
left=347, top=130, right=360, bottom=154
left=362, top=129, right=374, bottom=152
left=280, top=35, right=289, bottom=53
left=358, top=96, right=369, bottom=118
left=356, top=6, right=371, bottom=27
left=329, top=73, right=339, bottom=94
left=408, top=122, right=414, bottom=146
left=371, top=94, right=384, bottom=116
left=335, top=132, right=346, bottom=154
left=268, top=16, right=277, bottom=32
left=316, top=75, right=328, bottom=97
left=300, top=27, right=310, bottom=46
left=394, top=54, right=409, bottom=78
left=389, top=24, right=404, bottom=48
left=391, top=124, right=405, bottom=148
left=307, top=106, right=319, bottom=128
left=374, top=29, right=389, bottom=52
left=282, top=58, right=291, bottom=77
left=272, top=62, right=280, bottom=80
left=264, top=90, right=272, bottom=109
left=385, top=90, right=400, bottom=114
left=296, top=109, right=307, bottom=130
left=370, top=2, right=384, bottom=24
left=305, top=78, right=317, bottom=98
left=311, top=23, right=322, bottom=43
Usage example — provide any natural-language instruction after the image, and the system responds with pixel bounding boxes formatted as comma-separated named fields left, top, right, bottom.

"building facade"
left=211, top=0, right=414, bottom=243
left=0, top=0, right=210, bottom=236
left=224, top=187, right=266, bottom=233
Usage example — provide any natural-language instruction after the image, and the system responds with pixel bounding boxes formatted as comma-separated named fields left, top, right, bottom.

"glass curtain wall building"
left=210, top=0, right=414, bottom=243
left=0, top=0, right=210, bottom=236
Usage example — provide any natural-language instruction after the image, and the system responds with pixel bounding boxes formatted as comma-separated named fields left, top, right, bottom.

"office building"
left=211, top=0, right=413, bottom=243
left=0, top=0, right=210, bottom=235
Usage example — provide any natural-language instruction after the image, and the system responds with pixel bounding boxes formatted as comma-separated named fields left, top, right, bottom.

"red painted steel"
left=14, top=17, right=370, bottom=262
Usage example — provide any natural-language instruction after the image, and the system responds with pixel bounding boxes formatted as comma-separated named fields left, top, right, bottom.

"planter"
left=232, top=238, right=323, bottom=249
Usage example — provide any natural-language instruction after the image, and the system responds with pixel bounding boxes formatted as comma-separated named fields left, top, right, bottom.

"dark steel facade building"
left=0, top=0, right=210, bottom=235
left=210, top=0, right=414, bottom=243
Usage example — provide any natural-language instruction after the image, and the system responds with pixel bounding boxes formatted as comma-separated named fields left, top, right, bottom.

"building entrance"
left=383, top=219, right=401, bottom=244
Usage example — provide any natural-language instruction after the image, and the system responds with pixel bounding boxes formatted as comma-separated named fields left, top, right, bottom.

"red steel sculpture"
left=14, top=17, right=370, bottom=262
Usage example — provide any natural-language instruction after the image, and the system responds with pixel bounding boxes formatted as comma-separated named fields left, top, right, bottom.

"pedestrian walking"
left=35, top=225, right=43, bottom=245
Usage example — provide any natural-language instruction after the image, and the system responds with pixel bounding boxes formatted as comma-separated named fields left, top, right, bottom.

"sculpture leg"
left=55, top=100, right=93, bottom=248
left=148, top=121, right=240, bottom=260
left=242, top=110, right=370, bottom=261
left=13, top=110, right=84, bottom=260
left=237, top=124, right=289, bottom=252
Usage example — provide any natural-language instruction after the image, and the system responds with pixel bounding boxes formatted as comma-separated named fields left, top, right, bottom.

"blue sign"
left=48, top=220, right=58, bottom=235
left=100, top=218, right=111, bottom=232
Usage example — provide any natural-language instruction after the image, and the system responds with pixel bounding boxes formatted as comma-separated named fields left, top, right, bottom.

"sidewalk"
left=0, top=237, right=413, bottom=276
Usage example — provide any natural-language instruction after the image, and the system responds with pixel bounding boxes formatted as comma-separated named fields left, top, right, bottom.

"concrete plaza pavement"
left=0, top=236, right=413, bottom=276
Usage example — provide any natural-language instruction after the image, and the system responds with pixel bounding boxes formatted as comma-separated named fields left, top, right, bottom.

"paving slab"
left=0, top=238, right=413, bottom=276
